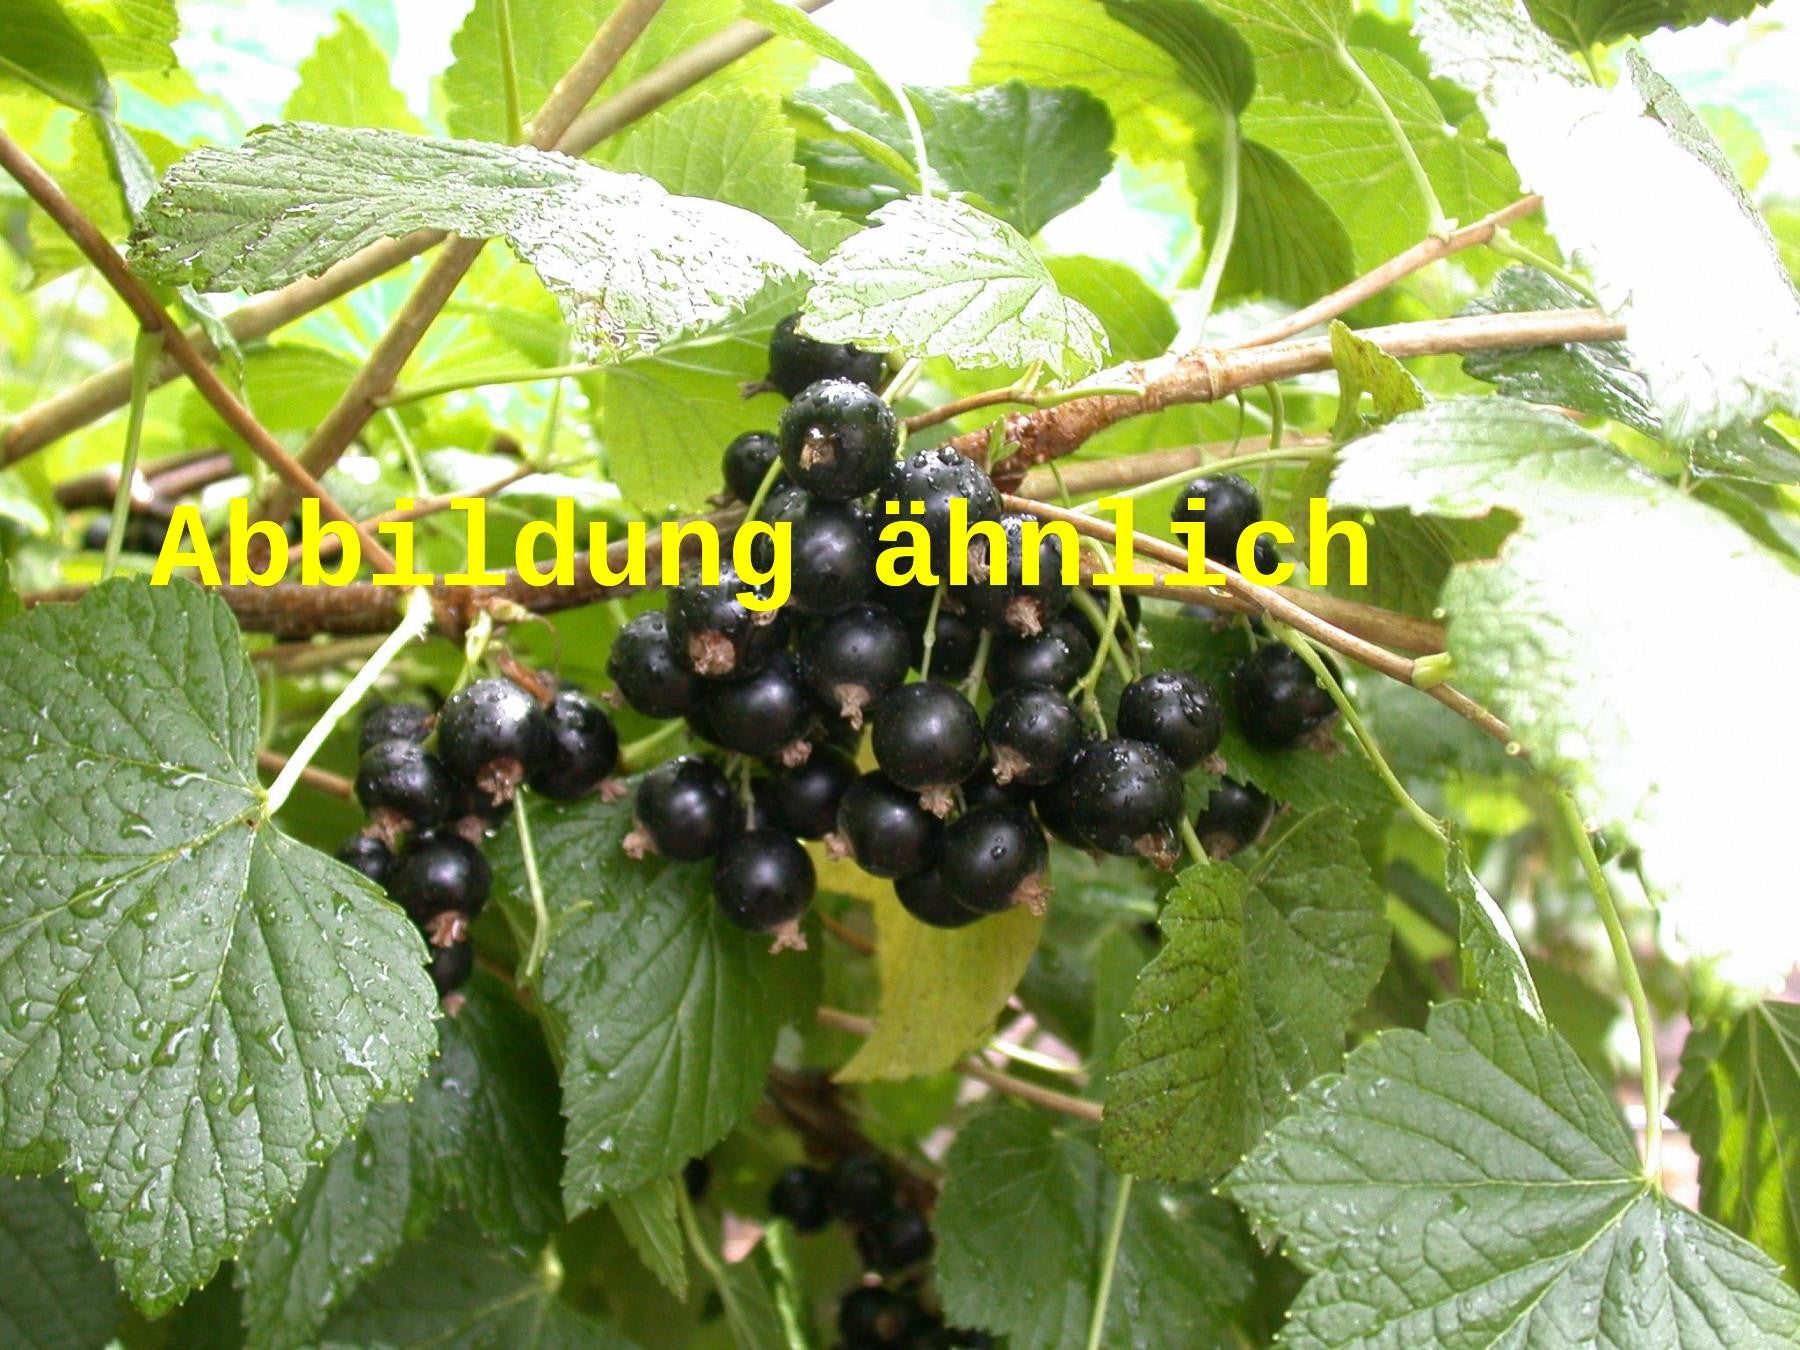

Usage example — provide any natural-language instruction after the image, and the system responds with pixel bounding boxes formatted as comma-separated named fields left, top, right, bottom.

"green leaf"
left=1524, top=0, right=1776, bottom=50
left=1671, top=1001, right=1800, bottom=1292
left=1416, top=2, right=1800, bottom=439
left=129, top=123, right=811, bottom=363
left=284, top=13, right=422, bottom=132
left=1215, top=138, right=1355, bottom=307
left=1328, top=318, right=1425, bottom=439
left=1444, top=827, right=1543, bottom=1021
left=1102, top=807, right=1389, bottom=1181
left=0, top=579, right=437, bottom=1314
left=64, top=0, right=178, bottom=75
left=25, top=116, right=182, bottom=282
left=791, top=80, right=1115, bottom=237
left=0, top=562, right=20, bottom=623
left=803, top=195, right=1106, bottom=375
left=236, top=975, right=563, bottom=1349
left=936, top=1108, right=1253, bottom=1349
left=1044, top=255, right=1177, bottom=361
left=489, top=792, right=818, bottom=1212
left=0, top=0, right=111, bottom=112
left=1331, top=399, right=1800, bottom=986
left=1206, top=0, right=1354, bottom=99
left=0, top=1175, right=116, bottom=1350
left=1226, top=1000, right=1800, bottom=1345
left=609, top=1177, right=687, bottom=1301
left=321, top=1226, right=634, bottom=1349
left=679, top=1193, right=791, bottom=1350
left=1101, top=0, right=1255, bottom=116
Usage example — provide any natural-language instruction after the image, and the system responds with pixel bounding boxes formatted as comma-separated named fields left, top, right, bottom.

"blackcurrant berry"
left=703, top=653, right=817, bottom=763
left=607, top=611, right=704, bottom=719
left=985, top=616, right=1094, bottom=693
left=1032, top=760, right=1090, bottom=846
left=667, top=564, right=787, bottom=679
left=768, top=1164, right=833, bottom=1233
left=913, top=605, right=981, bottom=682
left=832, top=773, right=943, bottom=878
left=829, top=1155, right=895, bottom=1222
left=870, top=683, right=984, bottom=812
left=358, top=701, right=434, bottom=755
left=625, top=756, right=738, bottom=862
left=355, top=739, right=458, bottom=833
left=894, top=868, right=984, bottom=929
left=1068, top=739, right=1184, bottom=866
left=856, top=1206, right=935, bottom=1273
left=1232, top=645, right=1336, bottom=749
left=763, top=747, right=858, bottom=839
left=958, top=512, right=1071, bottom=636
left=878, top=446, right=1001, bottom=560
left=778, top=379, right=898, bottom=501
left=1253, top=534, right=1281, bottom=577
left=335, top=833, right=394, bottom=886
left=838, top=1286, right=915, bottom=1349
left=1173, top=473, right=1261, bottom=564
left=960, top=761, right=1033, bottom=813
left=765, top=312, right=885, bottom=399
left=390, top=832, right=492, bottom=935
left=770, top=492, right=875, bottom=614
left=528, top=689, right=618, bottom=800
left=984, top=686, right=1083, bottom=786
left=427, top=940, right=474, bottom=998
left=798, top=602, right=912, bottom=728
left=683, top=1157, right=711, bottom=1199
left=1115, top=670, right=1222, bottom=771
left=712, top=828, right=814, bottom=950
left=938, top=806, right=1050, bottom=914
left=722, top=430, right=782, bottom=503
left=1193, top=780, right=1276, bottom=858
left=437, top=678, right=551, bottom=809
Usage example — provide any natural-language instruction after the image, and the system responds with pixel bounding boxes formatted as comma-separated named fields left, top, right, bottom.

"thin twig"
left=819, top=911, right=876, bottom=955
left=255, top=748, right=353, bottom=801
left=282, top=457, right=553, bottom=567
left=250, top=634, right=389, bottom=673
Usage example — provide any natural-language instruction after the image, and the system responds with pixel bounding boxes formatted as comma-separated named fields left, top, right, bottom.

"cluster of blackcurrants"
left=605, top=315, right=1341, bottom=941
left=336, top=676, right=619, bottom=1007
left=769, top=1156, right=987, bottom=1348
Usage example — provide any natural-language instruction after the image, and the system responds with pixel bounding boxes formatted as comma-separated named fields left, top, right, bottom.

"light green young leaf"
left=1444, top=827, right=1543, bottom=1021
left=0, top=1175, right=117, bottom=1350
left=0, top=580, right=437, bottom=1314
left=936, top=1109, right=1253, bottom=1349
left=284, top=12, right=422, bottom=132
left=1102, top=0, right=1255, bottom=117
left=1332, top=399, right=1800, bottom=987
left=1417, top=0, right=1800, bottom=438
left=0, top=0, right=111, bottom=111
left=1523, top=0, right=1776, bottom=51
left=64, top=0, right=178, bottom=75
left=804, top=195, right=1106, bottom=374
left=129, top=123, right=811, bottom=363
left=1044, top=255, right=1177, bottom=361
left=610, top=1177, right=687, bottom=1301
left=1206, top=0, right=1354, bottom=99
left=1102, top=807, right=1389, bottom=1181
left=1215, top=139, right=1355, bottom=306
left=1329, top=319, right=1425, bottom=438
left=1671, top=1001, right=1800, bottom=1292
left=1226, top=1000, right=1800, bottom=1345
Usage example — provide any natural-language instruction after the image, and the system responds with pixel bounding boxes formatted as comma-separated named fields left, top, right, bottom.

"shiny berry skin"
left=870, top=683, right=984, bottom=800
left=712, top=829, right=814, bottom=942
left=1068, top=739, right=1184, bottom=865
left=1232, top=645, right=1336, bottom=749
left=1032, top=762, right=1090, bottom=845
left=391, top=833, right=492, bottom=925
left=878, top=446, right=1001, bottom=558
left=358, top=702, right=434, bottom=755
left=722, top=430, right=782, bottom=503
left=856, top=1206, right=935, bottom=1273
left=437, top=678, right=551, bottom=799
left=1115, top=670, right=1222, bottom=771
left=336, top=834, right=394, bottom=886
left=528, top=689, right=618, bottom=800
left=607, top=611, right=704, bottom=718
left=778, top=379, right=898, bottom=501
left=766, top=312, right=885, bottom=399
left=838, top=1286, right=915, bottom=1348
left=627, top=756, right=738, bottom=861
left=771, top=493, right=874, bottom=614
left=1253, top=534, right=1281, bottom=577
left=985, top=616, right=1094, bottom=693
left=829, top=1155, right=895, bottom=1222
left=768, top=1165, right=833, bottom=1232
left=894, top=868, right=984, bottom=928
left=1193, top=780, right=1276, bottom=858
left=1173, top=473, right=1261, bottom=563
left=915, top=605, right=981, bottom=682
left=938, top=806, right=1049, bottom=914
left=763, top=747, right=857, bottom=838
left=702, top=653, right=816, bottom=761
left=984, top=686, right=1083, bottom=786
left=960, top=761, right=1033, bottom=814
left=799, top=602, right=912, bottom=727
left=355, top=739, right=458, bottom=829
left=958, top=512, right=1072, bottom=636
left=666, top=564, right=787, bottom=679
left=428, top=941, right=474, bottom=997
left=834, top=773, right=943, bottom=878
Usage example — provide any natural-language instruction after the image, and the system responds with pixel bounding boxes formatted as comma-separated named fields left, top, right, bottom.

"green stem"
left=1557, top=791, right=1662, bottom=1182
left=1191, top=124, right=1242, bottom=331
left=380, top=360, right=609, bottom=407
left=1487, top=229, right=1598, bottom=302
left=512, top=791, right=551, bottom=984
left=102, top=329, right=162, bottom=579
left=1032, top=381, right=1147, bottom=408
left=917, top=585, right=946, bottom=680
left=493, top=0, right=525, bottom=144
left=1266, top=382, right=1286, bottom=450
left=1086, top=1175, right=1134, bottom=1350
left=960, top=629, right=993, bottom=698
left=383, top=407, right=431, bottom=495
left=619, top=717, right=687, bottom=772
left=264, top=587, right=434, bottom=815
left=743, top=454, right=786, bottom=527
left=883, top=355, right=926, bottom=407
left=1339, top=43, right=1447, bottom=235
left=1179, top=817, right=1209, bottom=867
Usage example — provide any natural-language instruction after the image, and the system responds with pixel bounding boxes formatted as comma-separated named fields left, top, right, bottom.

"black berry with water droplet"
left=763, top=746, right=857, bottom=838
left=771, top=492, right=875, bottom=614
left=666, top=564, right=787, bottom=680
left=870, top=683, right=983, bottom=805
left=1068, top=739, right=1184, bottom=866
left=1233, top=645, right=1336, bottom=749
left=607, top=611, right=704, bottom=719
left=528, top=689, right=618, bottom=800
left=765, top=312, right=885, bottom=399
left=833, top=772, right=942, bottom=878
left=937, top=805, right=1049, bottom=914
left=877, top=446, right=1001, bottom=559
left=626, top=756, right=738, bottom=861
left=390, top=833, right=491, bottom=926
left=1173, top=473, right=1261, bottom=563
left=712, top=828, right=814, bottom=948
left=722, top=430, right=782, bottom=503
left=358, top=701, right=434, bottom=754
left=894, top=867, right=985, bottom=928
left=958, top=512, right=1071, bottom=636
left=984, top=686, right=1083, bottom=786
left=985, top=616, right=1094, bottom=693
left=1116, top=670, right=1222, bottom=771
left=798, top=602, right=911, bottom=728
left=437, top=678, right=551, bottom=808
left=336, top=834, right=394, bottom=886
left=1194, top=779, right=1276, bottom=858
left=355, top=739, right=458, bottom=830
left=702, top=653, right=816, bottom=762
left=778, top=379, right=899, bottom=501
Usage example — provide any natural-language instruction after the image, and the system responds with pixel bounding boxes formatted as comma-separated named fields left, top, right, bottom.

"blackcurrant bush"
left=829, top=1155, right=895, bottom=1222
left=1115, top=670, right=1222, bottom=771
left=778, top=379, right=899, bottom=501
left=768, top=1164, right=833, bottom=1233
left=1173, top=473, right=1261, bottom=564
left=913, top=605, right=981, bottom=682
left=832, top=773, right=943, bottom=879
left=335, top=833, right=394, bottom=886
left=355, top=739, right=457, bottom=833
left=984, top=686, right=1083, bottom=786
left=894, top=868, right=984, bottom=929
left=427, top=940, right=474, bottom=998
left=985, top=616, right=1094, bottom=693
left=798, top=602, right=911, bottom=727
left=1232, top=645, right=1336, bottom=749
left=878, top=446, right=1001, bottom=559
left=938, top=806, right=1050, bottom=914
left=702, top=653, right=816, bottom=763
left=437, top=678, right=551, bottom=808
left=763, top=746, right=858, bottom=838
left=838, top=1285, right=915, bottom=1349
left=358, top=701, right=434, bottom=754
left=607, top=611, right=704, bottom=718
left=390, top=832, right=492, bottom=937
left=667, top=564, right=787, bottom=679
left=1068, top=739, right=1184, bottom=866
left=770, top=492, right=874, bottom=614
left=712, top=828, right=814, bottom=950
left=958, top=512, right=1071, bottom=636
left=722, top=430, right=782, bottom=503
left=528, top=689, right=618, bottom=800
left=870, top=683, right=984, bottom=812
left=765, top=312, right=885, bottom=399
left=856, top=1206, right=935, bottom=1273
left=625, top=756, right=738, bottom=862
left=1193, top=780, right=1276, bottom=858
